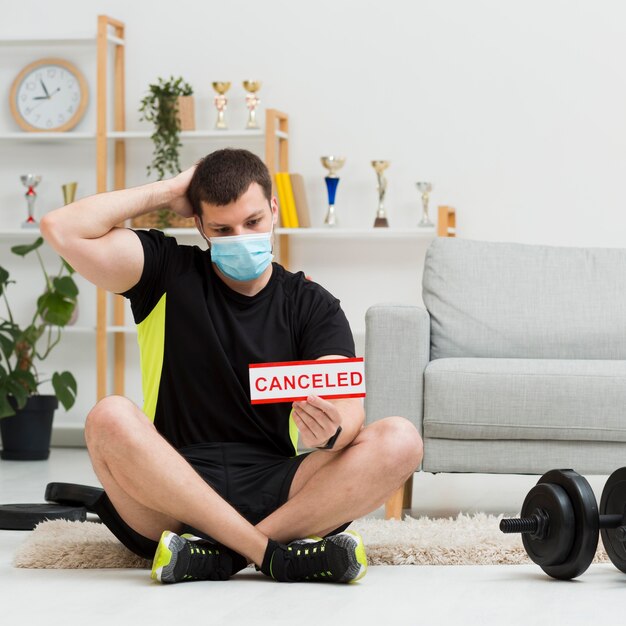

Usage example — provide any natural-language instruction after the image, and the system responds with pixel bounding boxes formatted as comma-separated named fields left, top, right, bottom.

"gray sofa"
left=365, top=238, right=626, bottom=518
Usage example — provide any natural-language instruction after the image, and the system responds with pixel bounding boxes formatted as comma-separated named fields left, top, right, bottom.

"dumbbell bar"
left=501, top=510, right=623, bottom=538
left=499, top=467, right=626, bottom=580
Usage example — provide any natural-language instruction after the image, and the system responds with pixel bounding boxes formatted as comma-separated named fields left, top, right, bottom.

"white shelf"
left=0, top=228, right=42, bottom=238
left=0, top=34, right=123, bottom=46
left=62, top=325, right=96, bottom=334
left=5, top=325, right=136, bottom=334
left=163, top=228, right=200, bottom=237
left=0, top=128, right=285, bottom=142
left=108, top=129, right=269, bottom=140
left=0, top=132, right=95, bottom=141
left=109, top=128, right=285, bottom=139
left=0, top=227, right=438, bottom=240
left=275, top=227, right=437, bottom=238
left=163, top=227, right=437, bottom=239
left=107, top=325, right=137, bottom=334
left=2, top=325, right=136, bottom=335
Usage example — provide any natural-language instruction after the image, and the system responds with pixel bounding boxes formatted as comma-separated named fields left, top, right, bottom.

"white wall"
left=5, top=0, right=626, bottom=243
left=2, top=0, right=625, bottom=433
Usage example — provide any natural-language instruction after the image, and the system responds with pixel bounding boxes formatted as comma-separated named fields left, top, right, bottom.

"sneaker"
left=267, top=531, right=368, bottom=583
left=151, top=531, right=237, bottom=583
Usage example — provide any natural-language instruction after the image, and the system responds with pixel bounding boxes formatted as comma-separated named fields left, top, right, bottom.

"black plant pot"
left=0, top=395, right=58, bottom=461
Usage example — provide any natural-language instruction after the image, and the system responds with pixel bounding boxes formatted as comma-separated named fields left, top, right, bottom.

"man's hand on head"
left=166, top=165, right=196, bottom=218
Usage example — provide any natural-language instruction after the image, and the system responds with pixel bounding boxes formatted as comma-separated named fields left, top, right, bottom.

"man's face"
left=195, top=182, right=277, bottom=240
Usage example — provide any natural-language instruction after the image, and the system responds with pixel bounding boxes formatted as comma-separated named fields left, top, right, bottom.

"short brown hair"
left=187, top=148, right=272, bottom=217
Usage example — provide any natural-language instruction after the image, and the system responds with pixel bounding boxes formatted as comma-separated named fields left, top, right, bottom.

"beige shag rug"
left=13, top=513, right=610, bottom=569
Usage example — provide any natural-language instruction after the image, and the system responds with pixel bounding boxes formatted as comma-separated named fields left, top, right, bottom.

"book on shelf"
left=289, top=173, right=311, bottom=228
left=283, top=172, right=300, bottom=228
left=274, top=172, right=291, bottom=227
left=278, top=172, right=299, bottom=228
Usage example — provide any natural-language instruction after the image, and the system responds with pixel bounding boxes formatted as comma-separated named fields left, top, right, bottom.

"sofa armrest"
left=364, top=304, right=430, bottom=436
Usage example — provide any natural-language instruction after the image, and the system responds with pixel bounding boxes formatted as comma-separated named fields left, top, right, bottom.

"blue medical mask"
left=208, top=227, right=274, bottom=281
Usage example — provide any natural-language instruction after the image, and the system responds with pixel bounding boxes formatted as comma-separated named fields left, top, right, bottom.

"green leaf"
left=20, top=325, right=44, bottom=346
left=12, top=369, right=37, bottom=393
left=0, top=320, right=20, bottom=333
left=52, top=276, right=79, bottom=299
left=0, top=322, right=19, bottom=359
left=11, top=237, right=44, bottom=257
left=37, top=292, right=75, bottom=326
left=0, top=266, right=10, bottom=297
left=61, top=258, right=75, bottom=275
left=0, top=393, right=16, bottom=419
left=52, top=371, right=77, bottom=411
left=6, top=376, right=28, bottom=409
left=0, top=332, right=15, bottom=360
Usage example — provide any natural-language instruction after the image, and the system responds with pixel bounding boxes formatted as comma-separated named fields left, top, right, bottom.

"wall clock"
left=9, top=58, right=89, bottom=132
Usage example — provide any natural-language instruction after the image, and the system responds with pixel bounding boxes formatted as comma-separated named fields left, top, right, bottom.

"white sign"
left=249, top=357, right=366, bottom=405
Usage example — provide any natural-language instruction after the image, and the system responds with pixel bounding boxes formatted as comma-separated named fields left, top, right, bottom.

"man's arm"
left=40, top=167, right=195, bottom=294
left=291, top=355, right=365, bottom=452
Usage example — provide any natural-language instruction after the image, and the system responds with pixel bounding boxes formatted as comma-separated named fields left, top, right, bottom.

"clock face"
left=10, top=58, right=89, bottom=132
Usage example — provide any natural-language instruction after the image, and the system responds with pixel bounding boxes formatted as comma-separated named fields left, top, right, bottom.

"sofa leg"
left=402, top=474, right=413, bottom=510
left=385, top=476, right=413, bottom=520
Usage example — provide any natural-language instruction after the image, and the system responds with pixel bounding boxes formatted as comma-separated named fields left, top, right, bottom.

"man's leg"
left=255, top=416, right=423, bottom=543
left=85, top=395, right=268, bottom=566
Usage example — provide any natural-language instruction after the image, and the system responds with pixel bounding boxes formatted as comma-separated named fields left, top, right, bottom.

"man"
left=41, top=148, right=423, bottom=584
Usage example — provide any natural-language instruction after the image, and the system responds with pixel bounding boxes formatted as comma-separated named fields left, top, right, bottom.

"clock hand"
left=40, top=79, right=50, bottom=98
left=28, top=100, right=47, bottom=112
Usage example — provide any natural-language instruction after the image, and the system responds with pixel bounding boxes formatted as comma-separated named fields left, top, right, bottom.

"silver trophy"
left=243, top=80, right=261, bottom=129
left=371, top=160, right=390, bottom=227
left=321, top=156, right=346, bottom=227
left=416, top=181, right=434, bottom=228
left=21, top=174, right=41, bottom=228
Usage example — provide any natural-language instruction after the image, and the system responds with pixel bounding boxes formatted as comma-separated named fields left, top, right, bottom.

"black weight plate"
left=600, top=467, right=626, bottom=573
left=0, top=504, right=86, bottom=530
left=44, top=482, right=104, bottom=512
left=538, top=469, right=599, bottom=580
left=521, top=483, right=575, bottom=567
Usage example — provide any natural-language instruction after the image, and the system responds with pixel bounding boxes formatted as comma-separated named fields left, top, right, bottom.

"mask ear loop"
left=269, top=203, right=278, bottom=254
left=196, top=215, right=211, bottom=249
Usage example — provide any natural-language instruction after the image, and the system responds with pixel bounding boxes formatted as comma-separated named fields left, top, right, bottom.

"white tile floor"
left=0, top=448, right=624, bottom=626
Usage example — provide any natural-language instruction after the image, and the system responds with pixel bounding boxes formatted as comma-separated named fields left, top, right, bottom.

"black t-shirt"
left=121, top=229, right=355, bottom=457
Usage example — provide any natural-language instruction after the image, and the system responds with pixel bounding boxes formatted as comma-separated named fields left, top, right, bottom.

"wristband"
left=317, top=426, right=342, bottom=450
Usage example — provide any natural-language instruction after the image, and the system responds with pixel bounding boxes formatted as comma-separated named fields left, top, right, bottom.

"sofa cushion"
left=422, top=238, right=626, bottom=360
left=423, top=358, right=626, bottom=443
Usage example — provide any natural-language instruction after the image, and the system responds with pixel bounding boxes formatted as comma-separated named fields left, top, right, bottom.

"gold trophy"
left=62, top=182, right=77, bottom=205
left=371, top=160, right=390, bottom=227
left=212, top=82, right=231, bottom=130
left=243, top=80, right=261, bottom=129
left=321, top=156, right=346, bottom=227
left=416, top=182, right=434, bottom=228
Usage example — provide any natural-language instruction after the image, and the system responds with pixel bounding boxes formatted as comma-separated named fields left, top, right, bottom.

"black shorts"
left=94, top=442, right=350, bottom=560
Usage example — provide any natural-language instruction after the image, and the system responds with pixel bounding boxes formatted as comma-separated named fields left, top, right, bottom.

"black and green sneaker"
left=262, top=531, right=368, bottom=583
left=151, top=531, right=247, bottom=583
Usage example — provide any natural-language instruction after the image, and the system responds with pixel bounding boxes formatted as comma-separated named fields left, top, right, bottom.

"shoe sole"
left=345, top=530, right=368, bottom=583
left=151, top=531, right=178, bottom=583
left=299, top=531, right=368, bottom=583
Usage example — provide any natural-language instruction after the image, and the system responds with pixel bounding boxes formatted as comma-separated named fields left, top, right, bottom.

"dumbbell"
left=500, top=467, right=626, bottom=580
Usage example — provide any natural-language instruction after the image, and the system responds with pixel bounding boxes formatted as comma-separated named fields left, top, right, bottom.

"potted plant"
left=137, top=75, right=195, bottom=229
left=0, top=237, right=78, bottom=460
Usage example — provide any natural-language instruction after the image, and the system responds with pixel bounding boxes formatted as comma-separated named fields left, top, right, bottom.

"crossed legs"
left=85, top=395, right=423, bottom=568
